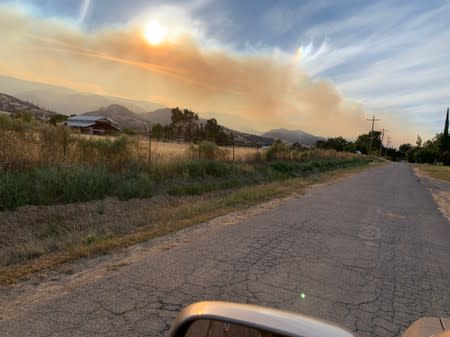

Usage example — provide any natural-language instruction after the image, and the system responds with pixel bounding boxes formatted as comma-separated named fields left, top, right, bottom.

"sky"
left=0, top=0, right=449, bottom=144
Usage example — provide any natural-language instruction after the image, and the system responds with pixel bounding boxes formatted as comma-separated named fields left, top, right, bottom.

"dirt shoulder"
left=414, top=166, right=450, bottom=221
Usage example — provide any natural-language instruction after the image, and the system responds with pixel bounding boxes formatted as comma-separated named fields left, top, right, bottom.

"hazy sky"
left=1, top=0, right=449, bottom=144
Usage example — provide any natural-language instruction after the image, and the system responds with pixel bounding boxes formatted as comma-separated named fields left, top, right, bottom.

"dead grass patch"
left=414, top=163, right=450, bottom=182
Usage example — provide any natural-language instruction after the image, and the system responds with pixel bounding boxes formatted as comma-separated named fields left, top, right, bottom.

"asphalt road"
left=1, top=163, right=449, bottom=337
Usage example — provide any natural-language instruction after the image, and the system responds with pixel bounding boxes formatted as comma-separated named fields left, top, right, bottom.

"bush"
left=122, top=128, right=136, bottom=135
left=187, top=141, right=229, bottom=160
left=266, top=140, right=290, bottom=161
left=406, top=149, right=416, bottom=163
left=415, top=148, right=438, bottom=164
left=115, top=173, right=153, bottom=200
left=440, top=151, right=450, bottom=166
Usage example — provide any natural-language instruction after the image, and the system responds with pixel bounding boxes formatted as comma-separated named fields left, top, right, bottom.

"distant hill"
left=0, top=75, right=165, bottom=115
left=139, top=108, right=172, bottom=125
left=82, top=104, right=150, bottom=132
left=0, top=92, right=55, bottom=120
left=225, top=128, right=274, bottom=146
left=261, top=128, right=324, bottom=146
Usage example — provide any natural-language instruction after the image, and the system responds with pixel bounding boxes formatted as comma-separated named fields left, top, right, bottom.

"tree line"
left=315, top=107, right=450, bottom=164
left=151, top=107, right=234, bottom=145
left=315, top=131, right=387, bottom=155
left=397, top=108, right=450, bottom=165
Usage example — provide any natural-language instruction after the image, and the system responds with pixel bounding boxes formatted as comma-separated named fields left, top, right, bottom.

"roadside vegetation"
left=0, top=114, right=366, bottom=210
left=0, top=112, right=378, bottom=283
left=398, top=108, right=450, bottom=165
left=414, top=164, right=450, bottom=182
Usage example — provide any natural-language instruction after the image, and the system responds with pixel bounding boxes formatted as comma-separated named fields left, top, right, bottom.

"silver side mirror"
left=169, top=301, right=356, bottom=337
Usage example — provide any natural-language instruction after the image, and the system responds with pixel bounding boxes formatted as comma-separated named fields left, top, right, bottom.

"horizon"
left=1, top=1, right=449, bottom=146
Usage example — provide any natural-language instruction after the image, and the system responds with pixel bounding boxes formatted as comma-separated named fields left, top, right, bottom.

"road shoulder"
left=414, top=166, right=450, bottom=221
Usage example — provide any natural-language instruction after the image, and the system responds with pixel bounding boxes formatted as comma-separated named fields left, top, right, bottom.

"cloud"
left=0, top=5, right=384, bottom=139
left=288, top=1, right=450, bottom=142
left=78, top=0, right=90, bottom=23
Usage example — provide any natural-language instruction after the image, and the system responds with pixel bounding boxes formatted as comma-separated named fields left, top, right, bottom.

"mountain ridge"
left=261, top=128, right=324, bottom=146
left=0, top=75, right=165, bottom=115
left=0, top=92, right=55, bottom=120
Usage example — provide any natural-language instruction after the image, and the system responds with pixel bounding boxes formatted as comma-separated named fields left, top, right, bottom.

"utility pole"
left=379, top=128, right=388, bottom=156
left=385, top=136, right=391, bottom=156
left=367, top=115, right=380, bottom=154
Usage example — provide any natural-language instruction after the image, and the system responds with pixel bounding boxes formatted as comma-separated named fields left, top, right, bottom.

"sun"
left=144, top=20, right=166, bottom=45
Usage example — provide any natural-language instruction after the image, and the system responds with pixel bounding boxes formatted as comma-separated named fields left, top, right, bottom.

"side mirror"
left=169, top=301, right=355, bottom=337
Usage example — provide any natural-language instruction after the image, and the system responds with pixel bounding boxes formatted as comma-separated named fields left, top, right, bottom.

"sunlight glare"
left=144, top=20, right=166, bottom=45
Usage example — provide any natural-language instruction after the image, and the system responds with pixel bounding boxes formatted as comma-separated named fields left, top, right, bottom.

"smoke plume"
left=0, top=6, right=380, bottom=138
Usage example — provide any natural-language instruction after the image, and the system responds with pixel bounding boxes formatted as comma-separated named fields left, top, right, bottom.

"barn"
left=66, top=115, right=121, bottom=134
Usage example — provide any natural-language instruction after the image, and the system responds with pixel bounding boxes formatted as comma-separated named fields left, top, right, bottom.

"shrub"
left=266, top=140, right=290, bottom=161
left=115, top=173, right=153, bottom=200
left=440, top=151, right=450, bottom=166
left=187, top=141, right=229, bottom=160
left=406, top=149, right=416, bottom=163
left=122, top=128, right=136, bottom=135
left=415, top=148, right=438, bottom=164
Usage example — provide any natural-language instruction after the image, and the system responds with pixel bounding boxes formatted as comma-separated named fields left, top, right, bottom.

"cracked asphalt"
left=1, top=163, right=449, bottom=337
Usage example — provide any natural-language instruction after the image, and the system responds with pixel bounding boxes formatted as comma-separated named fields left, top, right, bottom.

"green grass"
left=0, top=166, right=153, bottom=210
left=0, top=158, right=371, bottom=210
left=415, top=164, right=450, bottom=182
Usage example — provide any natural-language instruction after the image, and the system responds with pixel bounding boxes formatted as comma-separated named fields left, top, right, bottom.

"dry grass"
left=0, top=163, right=376, bottom=285
left=0, top=119, right=359, bottom=169
left=414, top=164, right=450, bottom=182
left=136, top=139, right=259, bottom=162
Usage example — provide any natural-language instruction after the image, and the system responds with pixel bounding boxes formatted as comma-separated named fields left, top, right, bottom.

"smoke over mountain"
left=0, top=6, right=392, bottom=139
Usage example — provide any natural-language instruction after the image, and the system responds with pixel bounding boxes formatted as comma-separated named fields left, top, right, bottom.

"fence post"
left=63, top=127, right=67, bottom=158
left=148, top=128, right=152, bottom=167
left=232, top=142, right=235, bottom=161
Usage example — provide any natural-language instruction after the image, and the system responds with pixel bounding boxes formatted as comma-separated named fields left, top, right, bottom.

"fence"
left=0, top=124, right=359, bottom=171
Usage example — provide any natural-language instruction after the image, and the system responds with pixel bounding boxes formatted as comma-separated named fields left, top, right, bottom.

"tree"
left=216, top=130, right=232, bottom=145
left=49, top=114, right=68, bottom=126
left=406, top=149, right=416, bottom=163
left=152, top=123, right=164, bottom=139
left=205, top=118, right=221, bottom=141
left=343, top=141, right=356, bottom=153
left=315, top=140, right=326, bottom=149
left=171, top=107, right=184, bottom=136
left=170, top=107, right=199, bottom=141
left=182, top=108, right=199, bottom=141
left=415, top=148, right=438, bottom=164
left=399, top=143, right=413, bottom=155
left=355, top=131, right=382, bottom=155
left=385, top=148, right=402, bottom=161
left=416, top=135, right=422, bottom=148
left=163, top=125, right=174, bottom=139
left=440, top=107, right=450, bottom=154
left=315, top=136, right=348, bottom=152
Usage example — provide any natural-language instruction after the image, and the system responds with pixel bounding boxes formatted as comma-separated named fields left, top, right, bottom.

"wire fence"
left=0, top=124, right=360, bottom=171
